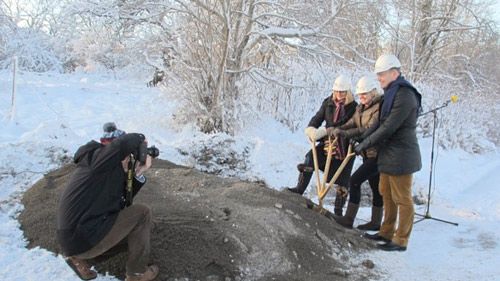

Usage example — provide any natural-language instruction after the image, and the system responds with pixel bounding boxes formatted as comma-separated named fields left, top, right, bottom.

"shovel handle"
left=319, top=144, right=355, bottom=201
left=321, top=137, right=336, bottom=194
left=309, top=137, right=322, bottom=196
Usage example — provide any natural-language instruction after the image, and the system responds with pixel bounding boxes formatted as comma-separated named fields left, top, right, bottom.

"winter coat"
left=308, top=93, right=357, bottom=129
left=362, top=86, right=422, bottom=175
left=340, top=95, right=381, bottom=159
left=57, top=133, right=146, bottom=256
left=308, top=94, right=357, bottom=155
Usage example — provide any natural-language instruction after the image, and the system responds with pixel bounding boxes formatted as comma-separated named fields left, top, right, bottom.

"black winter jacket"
left=308, top=95, right=357, bottom=154
left=57, top=133, right=146, bottom=256
left=362, top=87, right=422, bottom=175
left=308, top=96, right=357, bottom=129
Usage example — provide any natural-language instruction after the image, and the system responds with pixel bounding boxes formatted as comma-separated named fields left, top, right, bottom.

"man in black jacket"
left=57, top=123, right=159, bottom=281
left=355, top=54, right=422, bottom=252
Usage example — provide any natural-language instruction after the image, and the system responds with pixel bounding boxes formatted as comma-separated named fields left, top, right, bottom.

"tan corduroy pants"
left=378, top=173, right=414, bottom=247
left=75, top=204, right=152, bottom=275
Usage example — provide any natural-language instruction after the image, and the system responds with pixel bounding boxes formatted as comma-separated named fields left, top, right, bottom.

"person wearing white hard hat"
left=288, top=74, right=357, bottom=216
left=355, top=54, right=422, bottom=252
left=327, top=75, right=383, bottom=230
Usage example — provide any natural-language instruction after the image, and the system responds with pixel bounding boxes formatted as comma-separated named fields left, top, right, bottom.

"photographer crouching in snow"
left=57, top=122, right=159, bottom=281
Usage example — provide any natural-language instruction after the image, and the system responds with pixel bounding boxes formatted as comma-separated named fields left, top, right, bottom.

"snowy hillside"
left=0, top=71, right=499, bottom=280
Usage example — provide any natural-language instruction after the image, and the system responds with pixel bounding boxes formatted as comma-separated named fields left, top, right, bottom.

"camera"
left=137, top=142, right=160, bottom=164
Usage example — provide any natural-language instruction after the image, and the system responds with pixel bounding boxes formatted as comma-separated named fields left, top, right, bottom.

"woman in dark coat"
left=288, top=75, right=357, bottom=216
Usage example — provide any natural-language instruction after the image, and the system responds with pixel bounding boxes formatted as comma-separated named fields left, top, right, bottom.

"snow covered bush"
left=176, top=134, right=252, bottom=177
left=0, top=26, right=62, bottom=72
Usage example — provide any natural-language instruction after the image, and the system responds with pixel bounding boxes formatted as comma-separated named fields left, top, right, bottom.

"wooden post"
left=10, top=56, right=17, bottom=121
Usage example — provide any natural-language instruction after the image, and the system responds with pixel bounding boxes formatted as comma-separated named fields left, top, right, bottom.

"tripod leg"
left=427, top=216, right=459, bottom=226
left=413, top=110, right=458, bottom=227
left=414, top=212, right=458, bottom=226
left=413, top=217, right=426, bottom=224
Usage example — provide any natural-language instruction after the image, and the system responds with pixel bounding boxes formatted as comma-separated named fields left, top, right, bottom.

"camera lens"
left=147, top=146, right=160, bottom=158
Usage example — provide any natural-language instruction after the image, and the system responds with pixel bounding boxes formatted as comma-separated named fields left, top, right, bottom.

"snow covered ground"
left=0, top=71, right=498, bottom=280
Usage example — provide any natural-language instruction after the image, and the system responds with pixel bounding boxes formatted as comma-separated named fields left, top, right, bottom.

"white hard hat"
left=374, top=54, right=401, bottom=73
left=356, top=75, right=379, bottom=95
left=332, top=75, right=351, bottom=91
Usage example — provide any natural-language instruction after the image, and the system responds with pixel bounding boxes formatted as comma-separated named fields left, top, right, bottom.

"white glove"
left=315, top=127, right=327, bottom=140
left=304, top=126, right=317, bottom=141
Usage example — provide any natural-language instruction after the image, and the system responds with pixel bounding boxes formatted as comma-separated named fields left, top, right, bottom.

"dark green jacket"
left=362, top=87, right=422, bottom=175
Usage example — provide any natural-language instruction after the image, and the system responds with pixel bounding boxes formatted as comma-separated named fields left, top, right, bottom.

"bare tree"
left=380, top=0, right=499, bottom=151
left=382, top=0, right=493, bottom=82
left=2, top=0, right=498, bottom=149
left=167, top=0, right=379, bottom=134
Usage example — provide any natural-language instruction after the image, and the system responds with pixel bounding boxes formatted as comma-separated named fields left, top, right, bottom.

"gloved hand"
left=326, top=127, right=334, bottom=137
left=354, top=141, right=368, bottom=155
left=327, top=127, right=346, bottom=138
left=304, top=126, right=317, bottom=141
left=315, top=127, right=327, bottom=140
left=350, top=136, right=363, bottom=144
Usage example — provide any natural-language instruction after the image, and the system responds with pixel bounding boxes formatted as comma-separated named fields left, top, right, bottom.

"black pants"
left=348, top=157, right=382, bottom=207
left=297, top=142, right=355, bottom=193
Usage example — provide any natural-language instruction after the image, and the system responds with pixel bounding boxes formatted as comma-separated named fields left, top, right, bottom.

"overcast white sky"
left=494, top=2, right=500, bottom=26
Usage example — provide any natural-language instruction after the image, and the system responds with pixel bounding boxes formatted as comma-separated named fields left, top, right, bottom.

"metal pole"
left=424, top=110, right=437, bottom=217
left=414, top=106, right=458, bottom=226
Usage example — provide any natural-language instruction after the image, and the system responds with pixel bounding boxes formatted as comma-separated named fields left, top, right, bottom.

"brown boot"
left=334, top=187, right=348, bottom=216
left=125, top=265, right=159, bottom=281
left=357, top=206, right=383, bottom=231
left=333, top=203, right=359, bottom=228
left=65, top=257, right=97, bottom=280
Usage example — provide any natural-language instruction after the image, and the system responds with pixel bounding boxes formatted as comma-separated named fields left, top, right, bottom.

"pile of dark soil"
left=19, top=159, right=379, bottom=281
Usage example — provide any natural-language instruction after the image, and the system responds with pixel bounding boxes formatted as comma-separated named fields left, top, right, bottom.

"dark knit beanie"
left=100, top=122, right=126, bottom=144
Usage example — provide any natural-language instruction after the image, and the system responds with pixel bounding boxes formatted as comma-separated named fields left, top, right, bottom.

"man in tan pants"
left=378, top=174, right=414, bottom=249
left=353, top=54, right=422, bottom=251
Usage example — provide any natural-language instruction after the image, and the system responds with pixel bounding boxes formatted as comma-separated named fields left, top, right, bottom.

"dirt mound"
left=19, top=159, right=379, bottom=281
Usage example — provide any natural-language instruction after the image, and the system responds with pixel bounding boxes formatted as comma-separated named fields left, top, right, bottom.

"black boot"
left=333, top=203, right=359, bottom=228
left=357, top=206, right=383, bottom=231
left=363, top=232, right=391, bottom=243
left=334, top=187, right=348, bottom=216
left=287, top=164, right=313, bottom=195
left=378, top=241, right=407, bottom=251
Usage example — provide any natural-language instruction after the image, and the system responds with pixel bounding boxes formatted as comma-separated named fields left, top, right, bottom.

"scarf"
left=381, top=75, right=422, bottom=120
left=333, top=99, right=347, bottom=159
